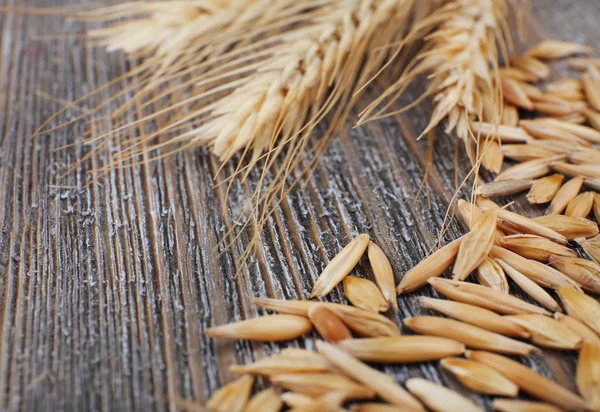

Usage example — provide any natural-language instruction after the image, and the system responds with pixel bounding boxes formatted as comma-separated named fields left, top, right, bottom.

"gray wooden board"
left=0, top=0, right=599, bottom=410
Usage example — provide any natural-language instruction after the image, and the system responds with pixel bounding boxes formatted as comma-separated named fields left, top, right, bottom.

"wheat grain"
left=541, top=118, right=600, bottom=143
left=499, top=234, right=575, bottom=261
left=492, top=399, right=563, bottom=412
left=526, top=174, right=564, bottom=204
left=551, top=162, right=600, bottom=179
left=595, top=192, right=600, bottom=221
left=494, top=155, right=562, bottom=182
left=287, top=391, right=348, bottom=412
left=506, top=314, right=582, bottom=350
left=396, top=236, right=462, bottom=294
left=206, top=375, right=254, bottom=412
left=565, top=191, right=594, bottom=218
left=205, top=314, right=312, bottom=341
left=576, top=342, right=600, bottom=411
left=229, top=354, right=332, bottom=376
left=429, top=278, right=551, bottom=316
left=520, top=120, right=591, bottom=146
left=476, top=179, right=534, bottom=198
left=558, top=286, right=600, bottom=335
left=311, top=234, right=370, bottom=298
left=343, top=275, right=390, bottom=313
left=500, top=67, right=539, bottom=83
left=245, top=388, right=282, bottom=412
left=470, top=123, right=532, bottom=143
left=569, top=150, right=600, bottom=164
left=252, top=299, right=400, bottom=337
left=526, top=40, right=595, bottom=60
left=308, top=304, right=353, bottom=343
left=481, top=140, right=504, bottom=173
left=495, top=259, right=561, bottom=313
left=549, top=255, right=600, bottom=294
left=554, top=313, right=600, bottom=345
left=575, top=235, right=600, bottom=265
left=351, top=403, right=408, bottom=412
left=337, top=336, right=466, bottom=363
left=367, top=242, right=398, bottom=311
left=315, top=341, right=424, bottom=410
left=476, top=257, right=509, bottom=293
left=280, top=392, right=314, bottom=409
left=403, top=316, right=537, bottom=355
left=453, top=209, right=497, bottom=280
left=510, top=56, right=550, bottom=79
left=584, top=107, right=600, bottom=129
left=502, top=78, right=534, bottom=110
left=583, top=65, right=600, bottom=111
left=490, top=245, right=581, bottom=290
left=440, top=358, right=519, bottom=397
left=496, top=209, right=567, bottom=245
left=405, top=378, right=481, bottom=412
left=547, top=78, right=583, bottom=92
left=270, top=372, right=375, bottom=401
left=532, top=215, right=598, bottom=240
left=466, top=350, right=588, bottom=411
left=502, top=104, right=520, bottom=127
left=549, top=176, right=585, bottom=214
left=502, top=144, right=556, bottom=162
left=420, top=297, right=529, bottom=338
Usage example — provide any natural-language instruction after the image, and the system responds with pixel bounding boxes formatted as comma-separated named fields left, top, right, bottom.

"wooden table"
left=1, top=1, right=598, bottom=410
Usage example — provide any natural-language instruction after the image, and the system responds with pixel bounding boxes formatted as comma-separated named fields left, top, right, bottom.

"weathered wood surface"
left=0, top=1, right=598, bottom=411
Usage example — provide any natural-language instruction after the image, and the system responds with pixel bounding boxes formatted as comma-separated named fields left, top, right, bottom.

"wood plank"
left=0, top=0, right=598, bottom=410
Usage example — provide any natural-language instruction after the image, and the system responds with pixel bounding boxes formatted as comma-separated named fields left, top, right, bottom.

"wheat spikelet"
left=359, top=0, right=519, bottom=169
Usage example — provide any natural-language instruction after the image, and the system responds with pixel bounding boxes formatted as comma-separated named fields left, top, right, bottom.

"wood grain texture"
left=0, top=0, right=598, bottom=411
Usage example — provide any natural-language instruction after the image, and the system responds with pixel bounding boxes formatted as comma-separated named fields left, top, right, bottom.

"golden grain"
left=429, top=278, right=551, bottom=316
left=495, top=259, right=562, bottom=313
left=526, top=40, right=595, bottom=60
left=453, top=209, right=497, bottom=281
left=494, top=156, right=558, bottom=182
left=396, top=237, right=462, bottom=294
left=520, top=120, right=590, bottom=146
left=470, top=123, right=532, bottom=143
left=280, top=392, right=314, bottom=409
left=351, top=403, right=407, bottom=412
left=506, top=314, right=582, bottom=350
left=344, top=276, right=389, bottom=313
left=481, top=140, right=504, bottom=174
left=542, top=118, right=600, bottom=143
left=565, top=191, right=594, bottom=218
left=583, top=65, right=600, bottom=111
left=558, top=286, right=600, bottom=335
left=547, top=78, right=583, bottom=92
left=405, top=378, right=481, bottom=412
left=270, top=372, right=375, bottom=401
left=466, top=351, right=588, bottom=411
left=510, top=56, right=550, bottom=79
left=252, top=299, right=400, bottom=337
left=554, top=313, right=600, bottom=345
left=403, top=316, right=537, bottom=355
left=502, top=78, right=534, bottom=110
left=245, top=388, right=282, bottom=412
left=576, top=341, right=600, bottom=411
left=308, top=305, right=353, bottom=343
left=549, top=176, right=585, bottom=214
left=206, top=375, right=254, bottom=412
left=440, top=357, right=519, bottom=397
left=502, top=144, right=556, bottom=162
left=499, top=234, right=575, bottom=261
left=500, top=67, right=539, bottom=83
left=502, top=104, right=520, bottom=127
left=230, top=354, right=332, bottom=376
left=527, top=174, right=564, bottom=204
left=551, top=162, right=600, bottom=179
left=569, top=150, right=600, bottom=165
left=419, top=297, right=529, bottom=338
left=205, top=315, right=312, bottom=341
left=549, top=255, right=600, bottom=294
left=490, top=246, right=581, bottom=290
left=575, top=235, right=600, bottom=265
left=315, top=341, right=424, bottom=410
left=367, top=242, right=398, bottom=311
left=476, top=179, right=534, bottom=198
left=476, top=257, right=509, bottom=293
left=337, top=336, right=466, bottom=363
left=496, top=209, right=567, bottom=245
left=532, top=215, right=599, bottom=240
left=311, top=234, right=370, bottom=298
left=492, top=399, right=563, bottom=412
